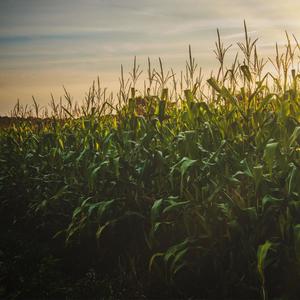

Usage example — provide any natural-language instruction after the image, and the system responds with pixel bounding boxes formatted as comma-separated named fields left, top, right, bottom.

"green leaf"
left=151, top=199, right=164, bottom=223
left=289, top=126, right=300, bottom=147
left=163, top=200, right=189, bottom=214
left=149, top=253, right=164, bottom=273
left=257, top=241, right=272, bottom=285
left=164, top=239, right=190, bottom=265
left=257, top=94, right=276, bottom=111
left=96, top=219, right=117, bottom=240
left=287, top=163, right=299, bottom=195
left=97, top=199, right=119, bottom=220
left=179, top=157, right=197, bottom=177
left=170, top=248, right=189, bottom=275
left=263, top=142, right=279, bottom=172
left=58, top=137, right=64, bottom=149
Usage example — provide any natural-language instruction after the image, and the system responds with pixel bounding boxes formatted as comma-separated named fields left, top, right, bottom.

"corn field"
left=1, top=24, right=300, bottom=299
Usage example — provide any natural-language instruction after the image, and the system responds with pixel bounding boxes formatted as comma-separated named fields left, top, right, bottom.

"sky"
left=1, top=0, right=300, bottom=115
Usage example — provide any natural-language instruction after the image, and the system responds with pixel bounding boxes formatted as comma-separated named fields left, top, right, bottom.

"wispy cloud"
left=1, top=0, right=300, bottom=113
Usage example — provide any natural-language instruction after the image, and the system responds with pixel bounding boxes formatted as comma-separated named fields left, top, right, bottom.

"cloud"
left=1, top=0, right=300, bottom=113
